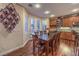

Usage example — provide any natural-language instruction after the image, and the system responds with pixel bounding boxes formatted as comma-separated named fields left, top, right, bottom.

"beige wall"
left=0, top=3, right=24, bottom=55
left=23, top=8, right=31, bottom=44
left=0, top=3, right=49, bottom=55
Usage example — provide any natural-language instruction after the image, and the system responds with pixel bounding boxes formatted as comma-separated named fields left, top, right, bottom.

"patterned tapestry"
left=0, top=3, right=20, bottom=33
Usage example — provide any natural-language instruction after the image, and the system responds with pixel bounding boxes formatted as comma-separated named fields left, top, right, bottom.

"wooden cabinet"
left=49, top=16, right=79, bottom=28
left=63, top=17, right=72, bottom=27
left=50, top=20, right=56, bottom=27
left=63, top=16, right=79, bottom=27
left=49, top=17, right=57, bottom=28
left=60, top=32, right=74, bottom=40
left=60, top=32, right=75, bottom=49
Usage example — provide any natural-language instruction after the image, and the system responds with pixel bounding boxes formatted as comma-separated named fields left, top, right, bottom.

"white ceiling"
left=19, top=3, right=79, bottom=18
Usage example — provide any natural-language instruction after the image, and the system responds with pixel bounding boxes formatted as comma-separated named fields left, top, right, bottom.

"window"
left=37, top=18, right=40, bottom=32
left=31, top=16, right=35, bottom=34
left=42, top=19, right=47, bottom=31
left=25, top=16, right=28, bottom=32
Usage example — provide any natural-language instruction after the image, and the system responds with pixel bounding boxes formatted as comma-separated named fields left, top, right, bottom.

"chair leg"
left=52, top=44, right=54, bottom=55
left=45, top=41, right=49, bottom=56
left=38, top=47, right=40, bottom=56
left=33, top=41, right=36, bottom=56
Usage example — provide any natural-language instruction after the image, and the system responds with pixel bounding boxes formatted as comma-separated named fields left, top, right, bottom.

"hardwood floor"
left=4, top=40, right=64, bottom=56
left=5, top=40, right=33, bottom=56
left=5, top=40, right=54, bottom=56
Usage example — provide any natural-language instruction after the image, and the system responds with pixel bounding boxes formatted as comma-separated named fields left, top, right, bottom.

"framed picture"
left=0, top=3, right=20, bottom=33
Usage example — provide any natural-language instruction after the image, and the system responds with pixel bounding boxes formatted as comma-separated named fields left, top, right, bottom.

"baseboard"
left=23, top=39, right=32, bottom=47
left=0, top=39, right=32, bottom=56
left=0, top=45, right=23, bottom=56
left=23, top=40, right=29, bottom=47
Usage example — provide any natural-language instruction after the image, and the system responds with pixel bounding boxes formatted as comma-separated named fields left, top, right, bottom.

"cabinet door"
left=72, top=16, right=79, bottom=24
left=63, top=17, right=73, bottom=27
left=50, top=19, right=56, bottom=28
left=63, top=16, right=79, bottom=27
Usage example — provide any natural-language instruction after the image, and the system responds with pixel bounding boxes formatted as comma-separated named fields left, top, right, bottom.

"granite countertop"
left=57, top=27, right=72, bottom=32
left=72, top=27, right=79, bottom=33
left=57, top=27, right=79, bottom=33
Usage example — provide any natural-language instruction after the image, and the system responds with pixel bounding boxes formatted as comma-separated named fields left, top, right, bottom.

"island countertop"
left=38, top=31, right=59, bottom=41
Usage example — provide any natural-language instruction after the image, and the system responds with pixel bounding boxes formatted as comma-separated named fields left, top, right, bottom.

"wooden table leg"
left=45, top=41, right=49, bottom=56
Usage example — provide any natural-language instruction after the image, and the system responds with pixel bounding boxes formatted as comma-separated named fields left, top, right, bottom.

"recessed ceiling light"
left=50, top=14, right=55, bottom=17
left=72, top=9, right=79, bottom=12
left=34, top=4, right=41, bottom=8
left=44, top=11, right=50, bottom=14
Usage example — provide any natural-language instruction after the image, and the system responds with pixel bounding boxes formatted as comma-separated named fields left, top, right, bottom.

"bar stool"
left=51, top=32, right=60, bottom=56
left=33, top=34, right=46, bottom=56
left=33, top=35, right=39, bottom=56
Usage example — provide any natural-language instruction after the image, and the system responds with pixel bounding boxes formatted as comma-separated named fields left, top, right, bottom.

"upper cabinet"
left=49, top=16, right=79, bottom=29
left=63, top=16, right=79, bottom=27
left=63, top=17, right=73, bottom=27
left=49, top=17, right=57, bottom=28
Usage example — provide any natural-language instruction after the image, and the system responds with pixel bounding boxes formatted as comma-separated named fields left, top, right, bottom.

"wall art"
left=0, top=3, right=20, bottom=33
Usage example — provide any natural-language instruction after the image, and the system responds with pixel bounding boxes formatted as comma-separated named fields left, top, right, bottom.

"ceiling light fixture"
left=72, top=9, right=79, bottom=12
left=34, top=4, right=41, bottom=8
left=50, top=14, right=55, bottom=17
left=44, top=11, right=50, bottom=14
